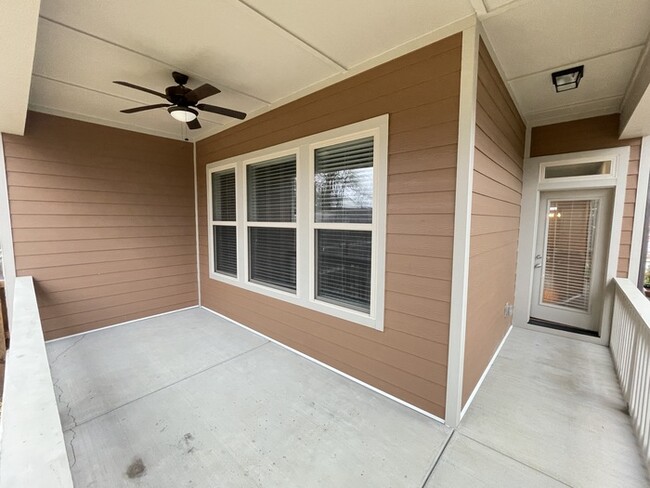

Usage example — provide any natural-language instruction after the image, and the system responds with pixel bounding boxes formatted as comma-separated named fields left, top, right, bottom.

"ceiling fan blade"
left=197, top=103, right=246, bottom=120
left=120, top=103, right=171, bottom=114
left=113, top=81, right=168, bottom=100
left=186, top=84, right=221, bottom=103
left=187, top=118, right=202, bottom=130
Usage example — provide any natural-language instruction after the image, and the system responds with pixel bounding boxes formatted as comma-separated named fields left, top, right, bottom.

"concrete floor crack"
left=50, top=335, right=86, bottom=365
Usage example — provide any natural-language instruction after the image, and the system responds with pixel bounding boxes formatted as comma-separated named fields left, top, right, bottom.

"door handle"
left=534, top=263, right=542, bottom=268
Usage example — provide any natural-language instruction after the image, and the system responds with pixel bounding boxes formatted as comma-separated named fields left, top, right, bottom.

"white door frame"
left=513, top=146, right=630, bottom=345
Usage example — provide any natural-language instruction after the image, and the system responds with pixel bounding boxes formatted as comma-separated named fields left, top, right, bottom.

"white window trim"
left=207, top=162, right=239, bottom=281
left=206, top=115, right=389, bottom=331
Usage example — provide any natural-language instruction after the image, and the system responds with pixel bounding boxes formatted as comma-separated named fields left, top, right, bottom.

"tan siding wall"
left=530, top=114, right=642, bottom=277
left=196, top=34, right=462, bottom=417
left=3, top=112, right=197, bottom=340
left=463, top=40, right=525, bottom=404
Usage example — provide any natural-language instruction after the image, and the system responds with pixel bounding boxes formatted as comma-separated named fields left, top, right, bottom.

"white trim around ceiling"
left=196, top=14, right=478, bottom=142
left=27, top=103, right=195, bottom=141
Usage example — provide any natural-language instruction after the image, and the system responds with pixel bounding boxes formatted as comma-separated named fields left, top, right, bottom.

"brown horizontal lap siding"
left=3, top=112, right=197, bottom=339
left=463, top=40, right=525, bottom=405
left=196, top=34, right=463, bottom=418
left=530, top=114, right=642, bottom=277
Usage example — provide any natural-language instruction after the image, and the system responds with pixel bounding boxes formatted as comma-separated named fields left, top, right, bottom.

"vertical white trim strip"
left=628, top=136, right=650, bottom=280
left=445, top=25, right=479, bottom=428
left=193, top=142, right=201, bottom=306
left=0, top=134, right=17, bottom=326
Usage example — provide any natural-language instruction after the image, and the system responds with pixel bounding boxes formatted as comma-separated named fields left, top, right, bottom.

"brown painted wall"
left=196, top=34, right=463, bottom=417
left=530, top=114, right=642, bottom=277
left=463, top=40, right=525, bottom=404
left=2, top=112, right=197, bottom=340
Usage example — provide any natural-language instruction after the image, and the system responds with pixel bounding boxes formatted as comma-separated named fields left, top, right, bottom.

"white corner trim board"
left=200, top=306, right=446, bottom=425
left=445, top=25, right=479, bottom=429
left=628, top=136, right=650, bottom=280
left=0, top=277, right=74, bottom=488
left=0, top=134, right=17, bottom=326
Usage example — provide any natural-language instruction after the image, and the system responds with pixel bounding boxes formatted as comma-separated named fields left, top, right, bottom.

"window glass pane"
left=213, top=225, right=237, bottom=276
left=315, top=137, right=373, bottom=223
left=544, top=161, right=610, bottom=179
left=247, top=155, right=296, bottom=222
left=249, top=227, right=296, bottom=291
left=211, top=169, right=236, bottom=221
left=316, top=230, right=371, bottom=312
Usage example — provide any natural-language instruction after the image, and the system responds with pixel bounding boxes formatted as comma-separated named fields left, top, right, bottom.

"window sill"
left=208, top=271, right=383, bottom=331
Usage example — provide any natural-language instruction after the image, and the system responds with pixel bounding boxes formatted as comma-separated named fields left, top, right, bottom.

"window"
left=313, top=137, right=374, bottom=312
left=210, top=168, right=237, bottom=277
left=207, top=115, right=388, bottom=330
left=246, top=155, right=297, bottom=292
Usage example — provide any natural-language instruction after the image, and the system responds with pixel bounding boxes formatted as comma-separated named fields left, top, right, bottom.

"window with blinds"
left=314, top=137, right=374, bottom=311
left=542, top=199, right=599, bottom=311
left=211, top=169, right=237, bottom=276
left=206, top=115, right=388, bottom=330
left=247, top=155, right=297, bottom=292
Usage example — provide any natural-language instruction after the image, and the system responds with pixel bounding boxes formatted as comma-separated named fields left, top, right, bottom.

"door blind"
left=542, top=199, right=598, bottom=311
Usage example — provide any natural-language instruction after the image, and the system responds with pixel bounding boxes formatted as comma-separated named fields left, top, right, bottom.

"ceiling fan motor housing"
left=165, top=85, right=193, bottom=106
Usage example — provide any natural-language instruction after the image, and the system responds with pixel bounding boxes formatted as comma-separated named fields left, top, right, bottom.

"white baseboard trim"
left=459, top=325, right=513, bottom=420
left=200, top=306, right=446, bottom=425
left=45, top=305, right=200, bottom=343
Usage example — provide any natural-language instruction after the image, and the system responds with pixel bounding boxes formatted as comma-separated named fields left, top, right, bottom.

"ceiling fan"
left=114, top=71, right=247, bottom=129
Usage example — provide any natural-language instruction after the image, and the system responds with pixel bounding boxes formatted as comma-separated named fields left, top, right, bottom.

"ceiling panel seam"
left=235, top=0, right=348, bottom=72
left=38, top=16, right=271, bottom=105
left=507, top=44, right=646, bottom=82
left=479, top=0, right=536, bottom=18
left=620, top=29, right=650, bottom=110
left=526, top=94, right=623, bottom=118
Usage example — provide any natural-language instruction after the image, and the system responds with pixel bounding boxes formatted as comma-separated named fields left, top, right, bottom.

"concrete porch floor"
left=46, top=308, right=649, bottom=487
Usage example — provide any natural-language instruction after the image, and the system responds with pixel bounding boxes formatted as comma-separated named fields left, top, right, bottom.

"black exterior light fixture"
left=552, top=65, right=584, bottom=92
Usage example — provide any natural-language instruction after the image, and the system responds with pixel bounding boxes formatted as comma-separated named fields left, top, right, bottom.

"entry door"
left=530, top=189, right=611, bottom=332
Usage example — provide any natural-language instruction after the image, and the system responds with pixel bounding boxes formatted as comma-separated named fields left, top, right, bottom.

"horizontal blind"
left=316, top=230, right=371, bottom=311
left=212, top=169, right=236, bottom=221
left=249, top=227, right=296, bottom=291
left=213, top=226, right=237, bottom=276
left=315, top=137, right=373, bottom=224
left=247, top=155, right=296, bottom=222
left=542, top=199, right=598, bottom=311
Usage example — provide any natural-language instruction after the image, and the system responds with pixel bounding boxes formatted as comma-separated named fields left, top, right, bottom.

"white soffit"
left=29, top=0, right=479, bottom=141
left=0, top=0, right=41, bottom=135
left=241, top=0, right=475, bottom=69
left=481, top=0, right=650, bottom=126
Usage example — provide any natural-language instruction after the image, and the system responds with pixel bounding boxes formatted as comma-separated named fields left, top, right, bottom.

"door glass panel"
left=542, top=199, right=599, bottom=311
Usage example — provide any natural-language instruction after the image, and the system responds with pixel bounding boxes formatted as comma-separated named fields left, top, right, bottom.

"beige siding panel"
left=196, top=34, right=463, bottom=417
left=463, top=39, right=525, bottom=406
left=4, top=112, right=197, bottom=339
left=530, top=114, right=641, bottom=277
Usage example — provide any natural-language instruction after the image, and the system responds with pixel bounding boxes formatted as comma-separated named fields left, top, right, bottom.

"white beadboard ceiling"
left=21, top=0, right=650, bottom=140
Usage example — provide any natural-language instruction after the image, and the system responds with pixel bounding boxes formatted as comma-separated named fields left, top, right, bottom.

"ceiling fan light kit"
left=168, top=106, right=198, bottom=122
left=114, top=71, right=247, bottom=129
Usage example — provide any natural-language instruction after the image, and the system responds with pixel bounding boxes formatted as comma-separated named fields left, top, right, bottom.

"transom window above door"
left=207, top=115, right=388, bottom=330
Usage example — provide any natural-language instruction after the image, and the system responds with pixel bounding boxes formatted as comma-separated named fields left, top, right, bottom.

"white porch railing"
left=610, top=277, right=650, bottom=470
left=0, top=276, right=73, bottom=488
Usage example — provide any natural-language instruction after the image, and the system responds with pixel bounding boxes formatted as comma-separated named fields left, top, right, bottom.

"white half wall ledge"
left=0, top=276, right=74, bottom=488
